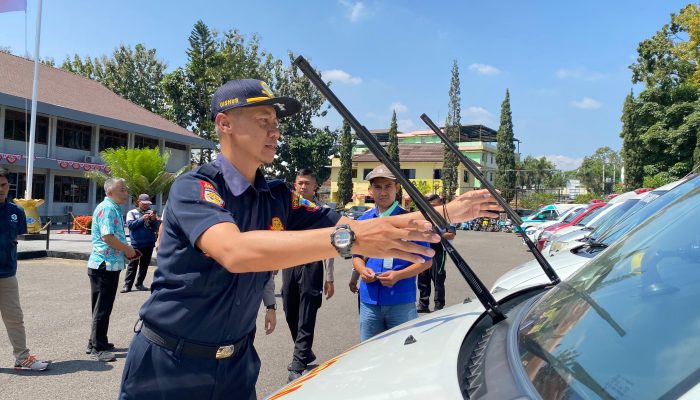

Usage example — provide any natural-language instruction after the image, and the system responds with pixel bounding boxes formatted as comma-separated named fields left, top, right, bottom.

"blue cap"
left=210, top=79, right=302, bottom=120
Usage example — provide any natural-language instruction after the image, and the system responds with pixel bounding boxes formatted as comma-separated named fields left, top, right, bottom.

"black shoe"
left=120, top=286, right=131, bottom=293
left=86, top=342, right=115, bottom=354
left=287, top=370, right=303, bottom=383
left=135, top=284, right=149, bottom=291
left=435, top=304, right=444, bottom=311
left=417, top=305, right=431, bottom=313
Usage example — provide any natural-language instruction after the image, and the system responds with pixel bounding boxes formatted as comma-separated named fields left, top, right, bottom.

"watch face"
left=334, top=230, right=352, bottom=248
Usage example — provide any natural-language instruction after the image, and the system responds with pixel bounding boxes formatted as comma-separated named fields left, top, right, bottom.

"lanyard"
left=377, top=201, right=399, bottom=218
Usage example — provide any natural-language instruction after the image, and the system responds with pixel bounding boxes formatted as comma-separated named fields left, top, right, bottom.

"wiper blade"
left=293, top=56, right=505, bottom=323
left=420, top=114, right=561, bottom=286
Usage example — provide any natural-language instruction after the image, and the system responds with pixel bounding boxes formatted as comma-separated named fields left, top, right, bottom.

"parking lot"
left=0, top=230, right=533, bottom=399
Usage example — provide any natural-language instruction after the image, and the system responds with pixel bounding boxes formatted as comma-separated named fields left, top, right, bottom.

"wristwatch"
left=266, top=304, right=277, bottom=310
left=330, top=224, right=355, bottom=259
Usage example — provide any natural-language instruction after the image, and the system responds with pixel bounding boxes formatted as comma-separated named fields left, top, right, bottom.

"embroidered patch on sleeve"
left=268, top=216, right=285, bottom=231
left=200, top=181, right=225, bottom=207
left=291, top=193, right=320, bottom=211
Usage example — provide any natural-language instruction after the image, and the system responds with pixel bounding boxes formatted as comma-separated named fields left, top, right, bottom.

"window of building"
left=3, top=109, right=48, bottom=144
left=351, top=169, right=357, bottom=179
left=56, top=120, right=92, bottom=150
left=6, top=172, right=46, bottom=201
left=165, top=141, right=187, bottom=151
left=53, top=175, right=89, bottom=203
left=95, top=185, right=106, bottom=203
left=433, top=169, right=442, bottom=179
left=400, top=169, right=416, bottom=179
left=99, top=128, right=128, bottom=151
left=363, top=168, right=373, bottom=180
left=463, top=170, right=470, bottom=183
left=490, top=153, right=494, bottom=164
left=134, top=135, right=159, bottom=149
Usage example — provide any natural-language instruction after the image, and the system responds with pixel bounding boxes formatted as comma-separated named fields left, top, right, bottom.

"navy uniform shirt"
left=139, top=155, right=340, bottom=344
left=0, top=201, right=27, bottom=278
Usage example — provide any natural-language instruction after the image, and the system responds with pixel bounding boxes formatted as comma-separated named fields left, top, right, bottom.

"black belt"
left=140, top=323, right=247, bottom=360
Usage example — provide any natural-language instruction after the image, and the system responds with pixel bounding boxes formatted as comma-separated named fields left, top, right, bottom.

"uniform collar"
left=215, top=155, right=270, bottom=196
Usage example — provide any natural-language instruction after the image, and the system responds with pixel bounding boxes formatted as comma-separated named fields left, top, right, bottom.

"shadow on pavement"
left=0, top=359, right=114, bottom=375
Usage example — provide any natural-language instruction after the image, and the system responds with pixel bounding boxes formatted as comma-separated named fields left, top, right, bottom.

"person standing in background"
left=123, top=194, right=160, bottom=293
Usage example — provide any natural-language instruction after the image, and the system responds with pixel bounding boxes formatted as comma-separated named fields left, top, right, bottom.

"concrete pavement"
left=2, top=231, right=535, bottom=399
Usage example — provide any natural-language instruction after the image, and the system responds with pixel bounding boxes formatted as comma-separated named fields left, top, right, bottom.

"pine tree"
left=442, top=60, right=460, bottom=201
left=337, top=120, right=354, bottom=207
left=387, top=110, right=400, bottom=168
left=620, top=91, right=644, bottom=190
left=494, top=89, right=516, bottom=201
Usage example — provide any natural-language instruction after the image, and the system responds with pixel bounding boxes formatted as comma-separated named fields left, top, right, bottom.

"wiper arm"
left=293, top=56, right=505, bottom=323
left=520, top=336, right=615, bottom=400
left=420, top=114, right=561, bottom=286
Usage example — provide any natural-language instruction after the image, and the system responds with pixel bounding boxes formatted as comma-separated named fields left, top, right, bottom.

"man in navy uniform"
left=119, top=79, right=500, bottom=400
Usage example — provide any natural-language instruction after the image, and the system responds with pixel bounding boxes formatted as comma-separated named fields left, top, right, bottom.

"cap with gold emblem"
left=210, top=79, right=302, bottom=120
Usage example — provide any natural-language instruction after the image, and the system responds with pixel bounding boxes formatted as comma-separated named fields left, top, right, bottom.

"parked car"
left=520, top=204, right=585, bottom=242
left=535, top=201, right=607, bottom=249
left=492, top=174, right=700, bottom=294
left=267, top=176, right=700, bottom=399
left=344, top=205, right=371, bottom=219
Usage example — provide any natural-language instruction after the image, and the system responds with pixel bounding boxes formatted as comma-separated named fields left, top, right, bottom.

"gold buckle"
left=215, top=344, right=235, bottom=359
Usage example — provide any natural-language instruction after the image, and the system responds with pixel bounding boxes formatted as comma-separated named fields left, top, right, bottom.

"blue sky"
left=0, top=1, right=691, bottom=170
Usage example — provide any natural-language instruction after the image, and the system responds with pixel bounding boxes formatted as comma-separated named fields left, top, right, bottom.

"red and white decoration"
left=0, top=152, right=22, bottom=164
left=56, top=159, right=110, bottom=173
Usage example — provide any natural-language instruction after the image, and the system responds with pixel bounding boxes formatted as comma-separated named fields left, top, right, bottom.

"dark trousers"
left=88, top=264, right=121, bottom=351
left=418, top=247, right=446, bottom=309
left=119, top=329, right=258, bottom=400
left=281, top=261, right=324, bottom=372
left=124, top=246, right=154, bottom=289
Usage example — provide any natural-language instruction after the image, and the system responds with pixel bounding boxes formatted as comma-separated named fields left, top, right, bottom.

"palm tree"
left=85, top=147, right=190, bottom=201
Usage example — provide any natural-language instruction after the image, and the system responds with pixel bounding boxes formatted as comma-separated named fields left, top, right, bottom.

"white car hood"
left=491, top=249, right=589, bottom=293
left=266, top=300, right=493, bottom=400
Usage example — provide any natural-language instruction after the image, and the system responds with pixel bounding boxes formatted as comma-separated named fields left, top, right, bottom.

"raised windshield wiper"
left=294, top=56, right=506, bottom=323
left=420, top=114, right=561, bottom=286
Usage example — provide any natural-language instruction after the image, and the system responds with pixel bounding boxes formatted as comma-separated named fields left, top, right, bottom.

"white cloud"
left=540, top=155, right=583, bottom=171
left=463, top=106, right=494, bottom=125
left=556, top=67, right=605, bottom=81
left=338, top=0, right=367, bottom=22
left=321, top=69, right=363, bottom=85
left=398, top=119, right=415, bottom=132
left=389, top=102, right=408, bottom=114
left=468, top=63, right=501, bottom=76
left=571, top=97, right=602, bottom=109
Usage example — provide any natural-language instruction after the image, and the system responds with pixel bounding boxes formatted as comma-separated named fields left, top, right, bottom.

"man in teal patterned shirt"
left=87, top=177, right=136, bottom=362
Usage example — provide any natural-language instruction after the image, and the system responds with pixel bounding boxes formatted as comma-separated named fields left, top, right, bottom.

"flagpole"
left=25, top=0, right=42, bottom=199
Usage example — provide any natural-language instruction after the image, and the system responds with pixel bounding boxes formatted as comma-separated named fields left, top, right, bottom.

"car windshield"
left=518, top=184, right=700, bottom=399
left=587, top=199, right=640, bottom=242
left=562, top=207, right=586, bottom=223
left=576, top=205, right=605, bottom=226
left=598, top=176, right=700, bottom=246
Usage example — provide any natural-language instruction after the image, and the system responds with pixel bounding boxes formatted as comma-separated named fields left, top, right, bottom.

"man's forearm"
left=102, top=234, right=131, bottom=253
left=395, top=260, right=432, bottom=280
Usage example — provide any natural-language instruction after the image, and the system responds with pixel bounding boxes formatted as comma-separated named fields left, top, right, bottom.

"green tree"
left=387, top=110, right=400, bottom=168
left=494, top=89, right=516, bottom=201
left=84, top=147, right=190, bottom=200
left=267, top=52, right=337, bottom=185
left=185, top=21, right=220, bottom=164
left=337, top=120, right=354, bottom=207
left=620, top=91, right=644, bottom=190
left=577, top=147, right=621, bottom=194
left=442, top=60, right=460, bottom=201
left=520, top=192, right=556, bottom=210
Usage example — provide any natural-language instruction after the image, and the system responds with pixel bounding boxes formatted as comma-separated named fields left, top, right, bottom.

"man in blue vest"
left=0, top=167, right=50, bottom=371
left=352, top=165, right=432, bottom=341
left=118, top=79, right=501, bottom=400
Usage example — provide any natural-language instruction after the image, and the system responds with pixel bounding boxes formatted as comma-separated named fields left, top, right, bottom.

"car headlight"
left=541, top=231, right=554, bottom=240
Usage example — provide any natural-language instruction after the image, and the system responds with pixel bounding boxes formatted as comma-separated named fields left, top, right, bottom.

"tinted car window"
left=576, top=205, right=605, bottom=226
left=598, top=176, right=700, bottom=246
left=587, top=199, right=640, bottom=241
left=562, top=207, right=586, bottom=223
left=518, top=184, right=700, bottom=399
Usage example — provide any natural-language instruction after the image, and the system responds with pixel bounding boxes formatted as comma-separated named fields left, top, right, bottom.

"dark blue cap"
left=210, top=79, right=302, bottom=120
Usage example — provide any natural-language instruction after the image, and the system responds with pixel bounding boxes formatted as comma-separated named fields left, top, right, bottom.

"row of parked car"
left=270, top=174, right=700, bottom=399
